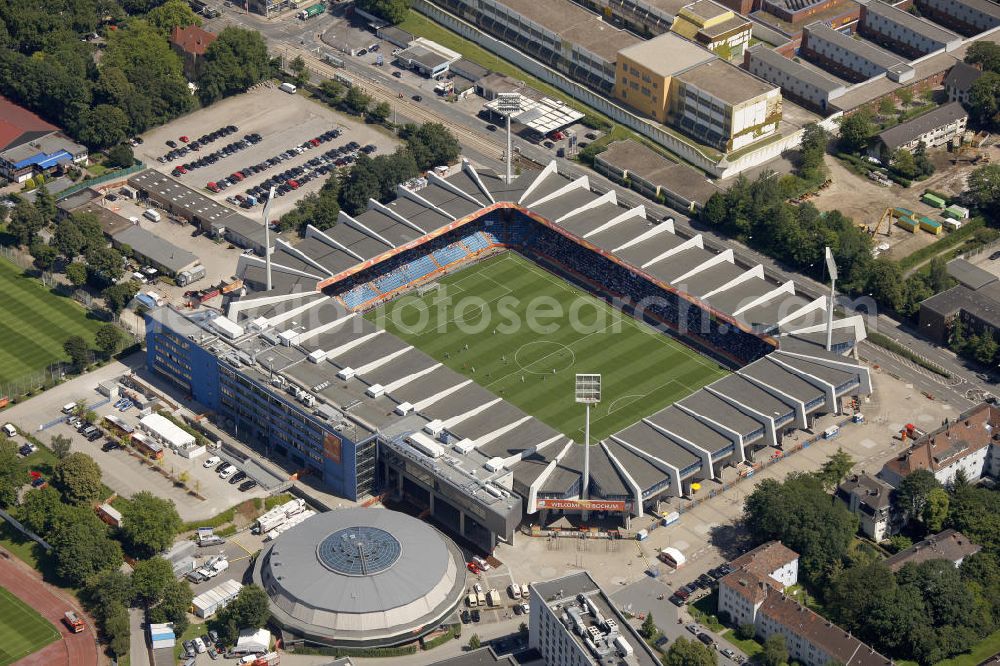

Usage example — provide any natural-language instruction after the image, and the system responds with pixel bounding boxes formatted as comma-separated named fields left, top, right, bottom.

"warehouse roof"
left=876, top=102, right=967, bottom=151
left=112, top=224, right=199, bottom=274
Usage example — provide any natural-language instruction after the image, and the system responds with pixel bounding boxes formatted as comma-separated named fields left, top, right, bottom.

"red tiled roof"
left=883, top=529, right=980, bottom=572
left=730, top=541, right=798, bottom=578
left=720, top=568, right=774, bottom=604
left=0, top=96, right=58, bottom=152
left=170, top=25, right=217, bottom=56
left=882, top=403, right=997, bottom=479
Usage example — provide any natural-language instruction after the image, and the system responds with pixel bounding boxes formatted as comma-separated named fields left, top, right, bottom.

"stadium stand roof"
left=166, top=159, right=871, bottom=516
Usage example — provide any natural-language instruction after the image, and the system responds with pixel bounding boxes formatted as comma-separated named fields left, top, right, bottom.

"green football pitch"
left=0, top=258, right=101, bottom=387
left=367, top=253, right=728, bottom=441
left=0, top=585, right=60, bottom=665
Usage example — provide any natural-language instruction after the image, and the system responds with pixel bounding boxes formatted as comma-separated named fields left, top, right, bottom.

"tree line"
left=0, top=0, right=272, bottom=154
left=279, top=121, right=461, bottom=234
left=741, top=451, right=1000, bottom=665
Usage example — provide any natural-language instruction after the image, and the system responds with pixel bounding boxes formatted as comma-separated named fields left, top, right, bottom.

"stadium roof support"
left=701, top=264, right=764, bottom=300
left=639, top=233, right=703, bottom=268
left=600, top=441, right=644, bottom=518
left=339, top=210, right=396, bottom=248
left=306, top=224, right=366, bottom=261
left=642, top=418, right=715, bottom=479
left=767, top=356, right=837, bottom=413
left=527, top=439, right=575, bottom=512
left=582, top=206, right=650, bottom=238
left=675, top=403, right=745, bottom=463
left=609, top=434, right=684, bottom=495
left=704, top=386, right=778, bottom=448
left=671, top=247, right=734, bottom=284
left=412, top=380, right=474, bottom=411
left=737, top=370, right=807, bottom=427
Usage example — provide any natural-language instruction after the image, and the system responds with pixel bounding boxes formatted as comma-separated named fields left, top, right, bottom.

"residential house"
left=883, top=529, right=980, bottom=572
left=943, top=62, right=984, bottom=105
left=0, top=96, right=88, bottom=184
left=170, top=25, right=217, bottom=79
left=871, top=102, right=968, bottom=159
left=836, top=473, right=897, bottom=541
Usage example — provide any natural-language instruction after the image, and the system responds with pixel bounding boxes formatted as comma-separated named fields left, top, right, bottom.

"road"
left=205, top=6, right=990, bottom=408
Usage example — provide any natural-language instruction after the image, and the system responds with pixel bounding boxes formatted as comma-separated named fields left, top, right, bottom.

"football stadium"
left=144, top=159, right=872, bottom=553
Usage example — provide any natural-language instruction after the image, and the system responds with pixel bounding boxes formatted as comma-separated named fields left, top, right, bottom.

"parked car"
left=218, top=465, right=237, bottom=480
left=721, top=648, right=737, bottom=660
left=102, top=441, right=121, bottom=452
left=471, top=610, right=481, bottom=622
left=238, top=479, right=258, bottom=492
left=228, top=471, right=247, bottom=485
left=461, top=610, right=471, bottom=624
left=697, top=633, right=715, bottom=648
left=193, top=636, right=206, bottom=653
left=183, top=640, right=196, bottom=657
left=686, top=624, right=700, bottom=635
left=203, top=456, right=221, bottom=468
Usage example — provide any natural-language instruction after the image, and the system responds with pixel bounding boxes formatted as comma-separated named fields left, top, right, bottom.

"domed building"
left=252, top=508, right=466, bottom=647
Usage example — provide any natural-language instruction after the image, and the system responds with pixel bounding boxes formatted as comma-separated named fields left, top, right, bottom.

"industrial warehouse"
left=145, top=159, right=871, bottom=553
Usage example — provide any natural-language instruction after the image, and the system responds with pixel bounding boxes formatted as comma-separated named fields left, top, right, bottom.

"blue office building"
left=145, top=307, right=376, bottom=500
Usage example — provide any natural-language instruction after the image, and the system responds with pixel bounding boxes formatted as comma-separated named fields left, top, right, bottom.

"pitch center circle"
left=514, top=341, right=576, bottom=375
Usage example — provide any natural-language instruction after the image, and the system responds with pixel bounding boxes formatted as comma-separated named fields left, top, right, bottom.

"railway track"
left=281, top=46, right=507, bottom=160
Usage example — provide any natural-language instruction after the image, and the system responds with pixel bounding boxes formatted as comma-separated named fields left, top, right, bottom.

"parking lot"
left=133, top=86, right=401, bottom=220
left=1, top=357, right=266, bottom=522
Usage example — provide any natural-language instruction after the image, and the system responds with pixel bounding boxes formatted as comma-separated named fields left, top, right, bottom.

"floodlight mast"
left=575, top=374, right=601, bottom=520
left=496, top=93, right=521, bottom=183
left=824, top=246, right=838, bottom=352
left=263, top=186, right=277, bottom=292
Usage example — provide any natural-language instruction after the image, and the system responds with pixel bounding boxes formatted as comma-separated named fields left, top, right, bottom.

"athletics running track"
left=0, top=548, right=99, bottom=666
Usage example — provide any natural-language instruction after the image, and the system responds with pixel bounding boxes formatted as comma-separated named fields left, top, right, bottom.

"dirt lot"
left=810, top=148, right=994, bottom=261
left=134, top=85, right=401, bottom=220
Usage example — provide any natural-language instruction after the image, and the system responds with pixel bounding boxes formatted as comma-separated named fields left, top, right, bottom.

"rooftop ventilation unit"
left=484, top=457, right=505, bottom=472
left=307, top=349, right=327, bottom=364
left=278, top=329, right=297, bottom=346
left=366, top=384, right=385, bottom=398
left=395, top=402, right=414, bottom=415
left=452, top=438, right=476, bottom=454
left=337, top=367, right=356, bottom=380
left=424, top=419, right=444, bottom=437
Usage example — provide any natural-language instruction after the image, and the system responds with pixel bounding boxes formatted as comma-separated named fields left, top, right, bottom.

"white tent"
left=659, top=547, right=686, bottom=568
left=235, top=627, right=272, bottom=654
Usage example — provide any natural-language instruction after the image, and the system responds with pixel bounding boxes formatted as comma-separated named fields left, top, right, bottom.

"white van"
left=143, top=209, right=161, bottom=223
left=279, top=82, right=297, bottom=94
left=62, top=402, right=77, bottom=414
left=2, top=424, right=16, bottom=438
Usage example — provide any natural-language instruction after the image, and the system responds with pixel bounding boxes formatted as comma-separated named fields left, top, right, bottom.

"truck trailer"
left=298, top=3, right=325, bottom=19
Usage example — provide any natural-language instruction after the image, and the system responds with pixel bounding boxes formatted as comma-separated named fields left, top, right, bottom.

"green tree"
left=817, top=447, right=854, bottom=488
left=913, top=141, right=934, bottom=178
left=368, top=100, right=391, bottom=124
left=0, top=440, right=24, bottom=508
left=878, top=97, right=895, bottom=116
left=82, top=569, right=135, bottom=618
left=887, top=534, right=913, bottom=553
left=104, top=603, right=131, bottom=657
left=468, top=634, right=481, bottom=650
left=198, top=27, right=272, bottom=105
left=968, top=73, right=1000, bottom=131
left=120, top=491, right=183, bottom=558
left=106, top=143, right=135, bottom=169
left=52, top=452, right=103, bottom=505
left=149, top=578, right=193, bottom=636
left=343, top=86, right=372, bottom=115
left=132, top=557, right=175, bottom=606
left=862, top=258, right=905, bottom=312
left=319, top=79, right=345, bottom=105
left=762, top=634, right=788, bottom=666
left=975, top=331, right=999, bottom=365
left=640, top=612, right=658, bottom=639
left=290, top=55, right=308, bottom=87
left=50, top=515, right=123, bottom=586
left=736, top=623, right=756, bottom=640
left=339, top=154, right=381, bottom=215
left=966, top=41, right=1000, bottom=73
left=103, top=280, right=141, bottom=314
left=967, top=164, right=1000, bottom=221
left=355, top=0, right=410, bottom=23
left=95, top=323, right=126, bottom=357
left=30, top=242, right=57, bottom=271
left=213, top=584, right=271, bottom=645
left=52, top=219, right=86, bottom=259
left=34, top=183, right=56, bottom=223
left=922, top=487, right=949, bottom=533
left=894, top=469, right=940, bottom=523
left=743, top=473, right=858, bottom=582
left=86, top=246, right=125, bottom=284
left=66, top=261, right=88, bottom=287
left=838, top=110, right=875, bottom=154
left=798, top=123, right=828, bottom=183
left=50, top=434, right=72, bottom=460
left=77, top=105, right=131, bottom=149
left=665, top=637, right=716, bottom=666
left=402, top=122, right=461, bottom=170
left=927, top=256, right=954, bottom=293
left=892, top=148, right=918, bottom=179
left=7, top=200, right=45, bottom=246
left=63, top=335, right=91, bottom=369
left=898, top=87, right=913, bottom=106
left=147, top=0, right=203, bottom=34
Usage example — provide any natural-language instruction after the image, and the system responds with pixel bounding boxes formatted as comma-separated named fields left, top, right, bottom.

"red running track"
left=0, top=548, right=100, bottom=666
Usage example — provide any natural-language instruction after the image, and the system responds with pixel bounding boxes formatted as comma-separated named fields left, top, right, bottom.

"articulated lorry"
left=252, top=498, right=306, bottom=534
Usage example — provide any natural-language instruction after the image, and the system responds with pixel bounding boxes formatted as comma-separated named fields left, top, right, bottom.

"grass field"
left=0, top=585, right=60, bottom=665
left=367, top=253, right=728, bottom=441
left=0, top=258, right=101, bottom=386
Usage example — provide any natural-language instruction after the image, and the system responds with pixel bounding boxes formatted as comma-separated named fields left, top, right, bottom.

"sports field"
left=0, top=258, right=101, bottom=386
left=0, top=585, right=60, bottom=664
left=368, top=253, right=728, bottom=440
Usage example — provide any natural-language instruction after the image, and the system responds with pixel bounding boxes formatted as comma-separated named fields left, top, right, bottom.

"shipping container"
left=919, top=216, right=942, bottom=235
left=921, top=193, right=946, bottom=209
left=895, top=217, right=918, bottom=233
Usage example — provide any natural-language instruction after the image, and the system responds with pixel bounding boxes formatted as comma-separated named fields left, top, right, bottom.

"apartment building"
left=669, top=0, right=753, bottom=57
left=883, top=529, right=981, bottom=572
left=745, top=44, right=847, bottom=112
left=871, top=101, right=968, bottom=158
left=801, top=22, right=915, bottom=82
left=615, top=32, right=781, bottom=151
left=858, top=0, right=961, bottom=58
left=433, top=0, right=640, bottom=94
left=529, top=572, right=661, bottom=665
left=915, top=0, right=1000, bottom=37
left=879, top=401, right=998, bottom=487
left=718, top=542, right=891, bottom=666
left=836, top=473, right=896, bottom=542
